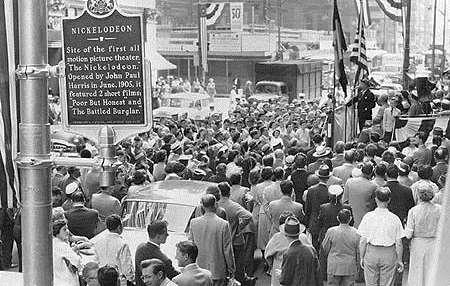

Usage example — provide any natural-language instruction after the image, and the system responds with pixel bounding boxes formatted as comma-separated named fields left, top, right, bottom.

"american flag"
left=0, top=0, right=19, bottom=209
left=350, top=5, right=369, bottom=76
left=333, top=0, right=348, bottom=96
left=198, top=3, right=225, bottom=73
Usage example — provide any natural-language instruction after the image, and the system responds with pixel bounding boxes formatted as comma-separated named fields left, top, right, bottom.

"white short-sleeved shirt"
left=358, top=207, right=404, bottom=246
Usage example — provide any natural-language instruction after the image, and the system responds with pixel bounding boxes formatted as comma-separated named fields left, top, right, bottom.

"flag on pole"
left=0, top=0, right=19, bottom=209
left=354, top=0, right=371, bottom=27
left=333, top=0, right=348, bottom=95
left=198, top=4, right=209, bottom=73
left=374, top=0, right=402, bottom=22
left=350, top=5, right=369, bottom=75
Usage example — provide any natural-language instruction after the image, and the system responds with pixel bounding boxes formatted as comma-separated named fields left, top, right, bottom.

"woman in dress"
left=53, top=219, right=82, bottom=286
left=265, top=211, right=310, bottom=286
left=405, top=181, right=441, bottom=286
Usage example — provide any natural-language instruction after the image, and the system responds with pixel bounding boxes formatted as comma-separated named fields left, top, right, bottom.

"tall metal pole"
left=431, top=0, right=438, bottom=79
left=402, top=0, right=411, bottom=89
left=17, top=0, right=53, bottom=285
left=441, top=0, right=447, bottom=78
left=277, top=0, right=281, bottom=59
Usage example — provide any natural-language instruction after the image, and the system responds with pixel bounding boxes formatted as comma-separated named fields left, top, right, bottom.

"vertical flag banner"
left=333, top=0, right=348, bottom=96
left=0, top=0, right=19, bottom=209
left=198, top=4, right=209, bottom=73
left=350, top=3, right=369, bottom=83
left=230, top=2, right=243, bottom=31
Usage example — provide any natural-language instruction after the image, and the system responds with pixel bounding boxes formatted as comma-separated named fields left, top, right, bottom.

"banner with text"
left=230, top=2, right=243, bottom=32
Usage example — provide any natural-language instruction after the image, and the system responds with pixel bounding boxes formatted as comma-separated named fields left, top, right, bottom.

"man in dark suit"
left=354, top=79, right=376, bottom=132
left=64, top=191, right=99, bottom=239
left=135, top=220, right=179, bottom=286
left=279, top=217, right=320, bottom=286
left=385, top=164, right=415, bottom=225
left=290, top=153, right=311, bottom=204
left=305, top=165, right=332, bottom=250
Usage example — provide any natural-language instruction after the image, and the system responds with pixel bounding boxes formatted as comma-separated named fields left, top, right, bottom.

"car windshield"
left=160, top=98, right=193, bottom=108
left=122, top=201, right=195, bottom=233
left=256, top=84, right=279, bottom=94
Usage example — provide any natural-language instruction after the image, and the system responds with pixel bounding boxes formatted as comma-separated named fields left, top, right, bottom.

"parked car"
left=104, top=180, right=215, bottom=264
left=153, top=92, right=212, bottom=121
left=249, top=81, right=288, bottom=103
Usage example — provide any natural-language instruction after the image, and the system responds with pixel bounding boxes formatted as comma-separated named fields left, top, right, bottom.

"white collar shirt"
left=90, top=231, right=134, bottom=285
left=358, top=207, right=404, bottom=246
left=160, top=277, right=177, bottom=286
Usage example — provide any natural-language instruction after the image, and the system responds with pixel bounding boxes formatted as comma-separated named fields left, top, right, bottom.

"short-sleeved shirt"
left=358, top=207, right=404, bottom=246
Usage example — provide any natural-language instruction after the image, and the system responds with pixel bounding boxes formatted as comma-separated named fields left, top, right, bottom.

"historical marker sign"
left=62, top=7, right=146, bottom=126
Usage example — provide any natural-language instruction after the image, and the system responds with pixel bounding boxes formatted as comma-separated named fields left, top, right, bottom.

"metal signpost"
left=16, top=1, right=150, bottom=284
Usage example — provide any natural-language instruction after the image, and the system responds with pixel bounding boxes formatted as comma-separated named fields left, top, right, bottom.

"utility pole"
left=431, top=0, right=438, bottom=79
left=277, top=0, right=281, bottom=60
left=441, top=0, right=447, bottom=78
left=402, top=0, right=411, bottom=89
left=16, top=0, right=53, bottom=285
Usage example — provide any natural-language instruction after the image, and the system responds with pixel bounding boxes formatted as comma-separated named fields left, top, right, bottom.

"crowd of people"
left=0, top=73, right=449, bottom=286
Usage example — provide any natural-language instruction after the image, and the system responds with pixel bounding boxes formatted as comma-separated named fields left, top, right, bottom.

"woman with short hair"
left=405, top=181, right=441, bottom=286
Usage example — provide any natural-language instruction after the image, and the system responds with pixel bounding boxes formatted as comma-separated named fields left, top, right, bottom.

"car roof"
left=256, top=81, right=286, bottom=86
left=163, top=92, right=210, bottom=100
left=125, top=180, right=216, bottom=207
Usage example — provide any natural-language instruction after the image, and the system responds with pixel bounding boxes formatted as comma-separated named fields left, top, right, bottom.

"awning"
left=145, top=43, right=176, bottom=70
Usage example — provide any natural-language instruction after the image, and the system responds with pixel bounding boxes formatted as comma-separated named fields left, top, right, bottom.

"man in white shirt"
left=91, top=214, right=134, bottom=286
left=358, top=187, right=404, bottom=286
left=141, top=258, right=177, bottom=286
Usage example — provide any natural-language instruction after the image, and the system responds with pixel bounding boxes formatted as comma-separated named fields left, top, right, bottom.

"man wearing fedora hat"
left=305, top=165, right=333, bottom=250
left=308, top=146, right=332, bottom=173
left=279, top=217, right=321, bottom=286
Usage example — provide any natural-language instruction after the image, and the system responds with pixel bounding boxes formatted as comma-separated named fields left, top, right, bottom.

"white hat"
left=65, top=182, right=80, bottom=195
left=328, top=185, right=343, bottom=196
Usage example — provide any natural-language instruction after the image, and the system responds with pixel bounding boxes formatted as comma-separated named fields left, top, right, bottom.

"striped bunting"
left=374, top=0, right=402, bottom=22
left=350, top=5, right=369, bottom=73
left=0, top=0, right=19, bottom=209
left=204, top=3, right=225, bottom=26
left=394, top=116, right=450, bottom=142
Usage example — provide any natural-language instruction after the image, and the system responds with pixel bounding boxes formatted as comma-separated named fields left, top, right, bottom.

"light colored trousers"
left=363, top=244, right=397, bottom=286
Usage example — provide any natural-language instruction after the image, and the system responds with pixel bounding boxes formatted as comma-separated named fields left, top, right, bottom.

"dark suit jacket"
left=290, top=168, right=311, bottom=204
left=65, top=205, right=98, bottom=239
left=279, top=240, right=320, bottom=286
left=305, top=183, right=330, bottom=236
left=385, top=180, right=415, bottom=224
left=134, top=242, right=179, bottom=286
left=317, top=203, right=353, bottom=244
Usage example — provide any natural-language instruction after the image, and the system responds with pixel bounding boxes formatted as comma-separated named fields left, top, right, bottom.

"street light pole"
left=441, top=0, right=447, bottom=78
left=431, top=0, right=438, bottom=79
left=17, top=0, right=53, bottom=285
left=277, top=0, right=281, bottom=59
left=402, top=0, right=411, bottom=89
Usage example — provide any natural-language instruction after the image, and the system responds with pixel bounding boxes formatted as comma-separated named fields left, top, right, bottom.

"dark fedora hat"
left=315, top=165, right=331, bottom=179
left=280, top=217, right=302, bottom=237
